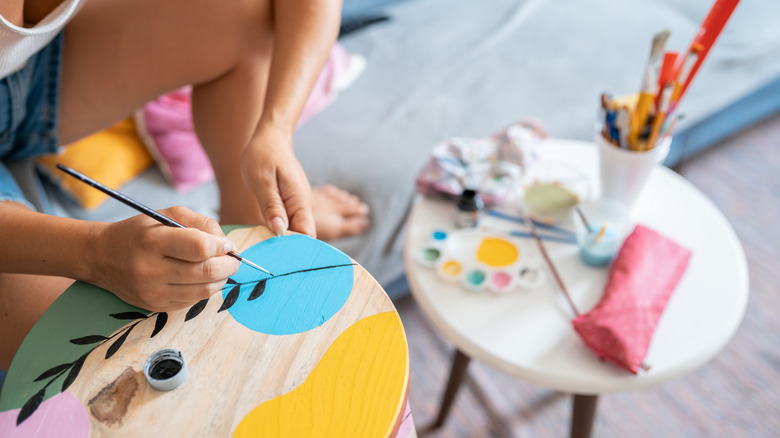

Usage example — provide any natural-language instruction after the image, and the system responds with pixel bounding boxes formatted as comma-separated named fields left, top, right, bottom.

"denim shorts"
left=0, top=32, right=64, bottom=209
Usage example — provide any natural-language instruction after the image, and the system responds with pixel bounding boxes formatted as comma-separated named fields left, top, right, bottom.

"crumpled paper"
left=572, top=225, right=692, bottom=374
left=416, top=121, right=546, bottom=206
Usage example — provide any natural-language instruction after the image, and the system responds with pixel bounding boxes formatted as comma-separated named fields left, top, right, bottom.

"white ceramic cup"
left=596, top=131, right=671, bottom=213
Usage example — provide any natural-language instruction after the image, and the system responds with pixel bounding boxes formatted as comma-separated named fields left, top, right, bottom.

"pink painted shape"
left=392, top=403, right=415, bottom=438
left=0, top=391, right=89, bottom=438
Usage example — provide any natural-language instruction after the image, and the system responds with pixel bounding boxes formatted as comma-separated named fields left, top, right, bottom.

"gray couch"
left=18, top=0, right=780, bottom=300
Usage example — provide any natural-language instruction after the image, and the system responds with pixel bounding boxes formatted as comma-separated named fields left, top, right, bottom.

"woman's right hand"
left=87, top=207, right=240, bottom=311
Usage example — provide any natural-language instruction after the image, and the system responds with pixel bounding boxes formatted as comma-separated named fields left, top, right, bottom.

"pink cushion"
left=572, top=225, right=692, bottom=374
left=134, top=86, right=213, bottom=192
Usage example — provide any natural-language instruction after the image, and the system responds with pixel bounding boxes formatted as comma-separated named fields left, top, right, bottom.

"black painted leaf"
left=105, top=326, right=133, bottom=359
left=109, top=311, right=148, bottom=320
left=219, top=285, right=241, bottom=312
left=62, top=353, right=88, bottom=392
left=226, top=277, right=238, bottom=285
left=151, top=312, right=168, bottom=338
left=185, top=298, right=209, bottom=321
left=17, top=387, right=45, bottom=425
left=33, top=362, right=72, bottom=382
left=69, top=335, right=108, bottom=345
left=247, top=279, right=267, bottom=301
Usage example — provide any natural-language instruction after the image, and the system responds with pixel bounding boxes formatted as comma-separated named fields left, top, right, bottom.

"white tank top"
left=0, top=0, right=84, bottom=79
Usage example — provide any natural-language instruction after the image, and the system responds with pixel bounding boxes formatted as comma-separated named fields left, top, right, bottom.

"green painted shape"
left=0, top=226, right=247, bottom=410
left=0, top=282, right=148, bottom=410
left=221, top=224, right=252, bottom=235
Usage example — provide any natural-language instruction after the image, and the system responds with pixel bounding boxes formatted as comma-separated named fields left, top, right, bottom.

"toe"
left=341, top=215, right=371, bottom=237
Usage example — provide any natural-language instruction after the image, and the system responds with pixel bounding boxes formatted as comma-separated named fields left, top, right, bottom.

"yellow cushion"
left=37, top=118, right=154, bottom=209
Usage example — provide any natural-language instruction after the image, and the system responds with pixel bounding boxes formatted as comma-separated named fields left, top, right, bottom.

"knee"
left=229, top=0, right=276, bottom=50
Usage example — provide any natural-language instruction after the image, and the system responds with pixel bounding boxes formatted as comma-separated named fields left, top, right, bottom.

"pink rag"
left=572, top=224, right=692, bottom=374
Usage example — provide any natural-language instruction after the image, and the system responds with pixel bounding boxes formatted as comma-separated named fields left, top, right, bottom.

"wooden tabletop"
left=0, top=226, right=411, bottom=437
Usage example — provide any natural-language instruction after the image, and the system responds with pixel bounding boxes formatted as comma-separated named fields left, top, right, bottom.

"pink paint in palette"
left=489, top=270, right=515, bottom=294
left=416, top=229, right=545, bottom=294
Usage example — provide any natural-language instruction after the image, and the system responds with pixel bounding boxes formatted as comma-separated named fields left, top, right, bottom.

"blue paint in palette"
left=432, top=230, right=448, bottom=241
left=225, top=234, right=354, bottom=335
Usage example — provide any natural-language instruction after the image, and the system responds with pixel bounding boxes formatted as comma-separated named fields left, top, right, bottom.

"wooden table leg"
left=570, top=394, right=599, bottom=438
left=431, top=349, right=472, bottom=429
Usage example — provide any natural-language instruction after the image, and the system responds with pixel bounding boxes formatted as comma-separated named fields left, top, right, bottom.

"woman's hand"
left=88, top=207, right=240, bottom=311
left=241, top=123, right=316, bottom=238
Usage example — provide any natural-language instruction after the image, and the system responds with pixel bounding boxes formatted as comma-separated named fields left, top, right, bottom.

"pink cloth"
left=415, top=120, right=546, bottom=206
left=572, top=224, right=692, bottom=374
left=135, top=43, right=357, bottom=192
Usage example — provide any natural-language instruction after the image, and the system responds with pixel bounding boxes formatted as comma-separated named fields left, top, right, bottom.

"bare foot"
left=312, top=185, right=370, bottom=241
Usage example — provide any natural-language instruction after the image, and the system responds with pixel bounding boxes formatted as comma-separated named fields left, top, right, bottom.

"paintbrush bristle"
left=240, top=256, right=273, bottom=276
left=650, top=29, right=671, bottom=57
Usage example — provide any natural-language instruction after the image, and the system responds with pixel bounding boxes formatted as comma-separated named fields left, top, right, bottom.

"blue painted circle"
left=224, top=234, right=354, bottom=335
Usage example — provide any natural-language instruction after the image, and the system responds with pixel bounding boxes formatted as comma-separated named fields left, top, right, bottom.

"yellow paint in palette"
left=442, top=260, right=462, bottom=275
left=476, top=237, right=519, bottom=267
left=233, top=311, right=408, bottom=437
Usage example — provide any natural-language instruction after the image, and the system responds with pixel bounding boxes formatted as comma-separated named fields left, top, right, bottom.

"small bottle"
left=455, top=189, right=484, bottom=228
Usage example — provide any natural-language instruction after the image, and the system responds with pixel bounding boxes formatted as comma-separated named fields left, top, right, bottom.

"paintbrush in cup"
left=576, top=206, right=606, bottom=242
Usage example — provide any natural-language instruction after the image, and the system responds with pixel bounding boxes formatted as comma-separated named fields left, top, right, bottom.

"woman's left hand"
left=240, top=123, right=316, bottom=238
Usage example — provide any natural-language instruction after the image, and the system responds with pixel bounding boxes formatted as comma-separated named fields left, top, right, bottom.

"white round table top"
left=403, top=138, right=749, bottom=394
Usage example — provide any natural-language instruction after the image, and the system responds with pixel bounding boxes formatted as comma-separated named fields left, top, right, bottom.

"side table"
left=403, top=138, right=749, bottom=438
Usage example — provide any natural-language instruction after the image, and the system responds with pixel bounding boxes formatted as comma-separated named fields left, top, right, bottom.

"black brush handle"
left=56, top=164, right=185, bottom=229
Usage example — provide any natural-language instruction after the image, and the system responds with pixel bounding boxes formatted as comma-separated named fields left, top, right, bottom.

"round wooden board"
left=1, top=226, right=410, bottom=437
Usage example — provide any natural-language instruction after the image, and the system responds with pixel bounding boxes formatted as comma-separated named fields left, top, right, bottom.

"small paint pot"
left=417, top=242, right=444, bottom=268
left=455, top=189, right=484, bottom=228
left=437, top=259, right=464, bottom=282
left=573, top=199, right=630, bottom=267
left=488, top=270, right=516, bottom=295
left=461, top=266, right=488, bottom=292
left=144, top=348, right=188, bottom=391
left=516, top=265, right=544, bottom=290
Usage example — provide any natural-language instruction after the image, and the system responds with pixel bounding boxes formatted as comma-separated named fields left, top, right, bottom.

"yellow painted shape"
left=441, top=260, right=462, bottom=276
left=233, top=311, right=409, bottom=438
left=476, top=237, right=519, bottom=267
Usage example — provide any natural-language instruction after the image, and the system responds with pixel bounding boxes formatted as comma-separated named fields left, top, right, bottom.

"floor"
left=395, top=111, right=780, bottom=437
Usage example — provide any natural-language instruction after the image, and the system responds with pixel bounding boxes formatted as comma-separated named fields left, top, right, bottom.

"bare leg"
left=59, top=0, right=368, bottom=239
left=0, top=271, right=74, bottom=370
left=59, top=0, right=274, bottom=222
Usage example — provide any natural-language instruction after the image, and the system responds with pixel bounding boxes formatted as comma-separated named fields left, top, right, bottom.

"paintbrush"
left=56, top=164, right=273, bottom=276
left=525, top=211, right=580, bottom=317
left=630, top=29, right=670, bottom=149
left=575, top=206, right=606, bottom=242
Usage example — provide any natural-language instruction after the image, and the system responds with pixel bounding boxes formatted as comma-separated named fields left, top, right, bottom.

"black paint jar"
left=455, top=189, right=484, bottom=228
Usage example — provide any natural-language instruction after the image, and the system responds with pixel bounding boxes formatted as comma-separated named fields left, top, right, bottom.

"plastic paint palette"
left=416, top=229, right=544, bottom=295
